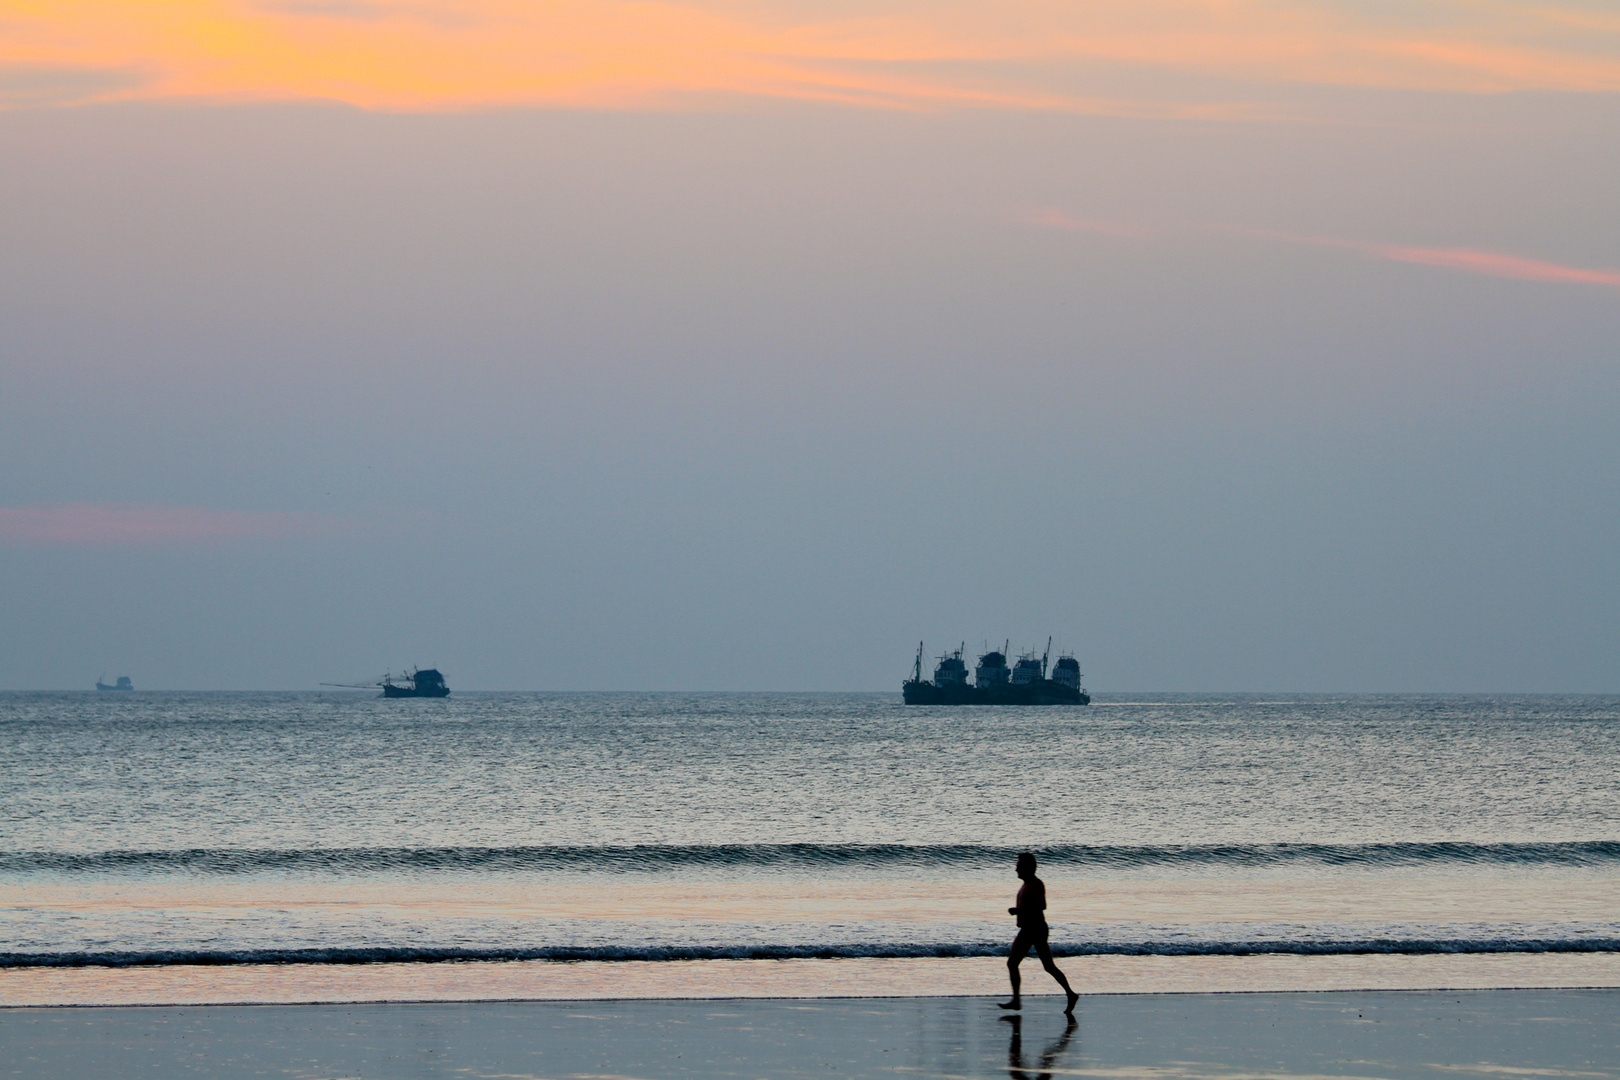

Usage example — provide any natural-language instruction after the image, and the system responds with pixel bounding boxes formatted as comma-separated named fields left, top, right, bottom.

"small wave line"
left=4, top=938, right=1619, bottom=969
left=3, top=841, right=1618, bottom=875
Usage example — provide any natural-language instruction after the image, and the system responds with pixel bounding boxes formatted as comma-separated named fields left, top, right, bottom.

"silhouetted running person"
left=998, top=852, right=1079, bottom=1014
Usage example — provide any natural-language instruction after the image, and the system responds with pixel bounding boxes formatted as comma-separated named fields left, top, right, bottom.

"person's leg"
left=1035, top=938, right=1080, bottom=1014
left=1000, top=930, right=1033, bottom=1009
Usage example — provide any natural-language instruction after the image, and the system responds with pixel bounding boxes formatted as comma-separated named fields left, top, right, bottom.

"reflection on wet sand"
left=1004, top=1013, right=1079, bottom=1080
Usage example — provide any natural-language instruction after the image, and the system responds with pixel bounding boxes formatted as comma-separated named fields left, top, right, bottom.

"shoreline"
left=5, top=952, right=1619, bottom=1009
left=11, top=983, right=1620, bottom=1010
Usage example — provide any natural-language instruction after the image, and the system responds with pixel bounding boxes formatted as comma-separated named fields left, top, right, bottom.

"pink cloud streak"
left=1023, top=208, right=1152, bottom=239
left=1353, top=243, right=1620, bottom=288
left=0, top=503, right=337, bottom=544
left=1237, top=227, right=1620, bottom=289
left=1028, top=211, right=1620, bottom=289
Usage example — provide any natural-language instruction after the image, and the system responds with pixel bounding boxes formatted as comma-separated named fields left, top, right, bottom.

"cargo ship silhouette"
left=95, top=675, right=133, bottom=691
left=902, top=638, right=1088, bottom=705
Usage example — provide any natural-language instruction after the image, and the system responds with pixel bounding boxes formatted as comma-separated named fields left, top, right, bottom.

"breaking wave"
left=5, top=937, right=1619, bottom=969
left=4, top=841, right=1618, bottom=876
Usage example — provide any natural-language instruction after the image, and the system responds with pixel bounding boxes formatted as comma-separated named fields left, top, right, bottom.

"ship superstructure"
left=1051, top=654, right=1083, bottom=690
left=903, top=637, right=1088, bottom=705
left=975, top=645, right=1010, bottom=688
left=1010, top=651, right=1043, bottom=686
left=933, top=646, right=969, bottom=688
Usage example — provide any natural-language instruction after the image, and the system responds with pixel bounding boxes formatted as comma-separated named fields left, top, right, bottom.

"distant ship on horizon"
left=322, top=668, right=450, bottom=698
left=382, top=668, right=450, bottom=697
left=95, top=675, right=133, bottom=691
left=902, top=638, right=1088, bottom=705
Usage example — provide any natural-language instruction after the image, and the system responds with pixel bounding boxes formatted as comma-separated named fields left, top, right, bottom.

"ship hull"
left=902, top=680, right=1088, bottom=706
left=381, top=684, right=450, bottom=698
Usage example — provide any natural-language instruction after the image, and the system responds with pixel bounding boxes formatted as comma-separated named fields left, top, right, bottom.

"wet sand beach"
left=5, top=988, right=1617, bottom=1080
left=5, top=953, right=1620, bottom=1008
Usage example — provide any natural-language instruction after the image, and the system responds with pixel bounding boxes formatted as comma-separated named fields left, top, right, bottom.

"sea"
left=2, top=692, right=1617, bottom=1003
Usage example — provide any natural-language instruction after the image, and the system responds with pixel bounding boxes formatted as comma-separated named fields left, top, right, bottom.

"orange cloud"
left=0, top=503, right=339, bottom=544
left=1, top=0, right=1618, bottom=112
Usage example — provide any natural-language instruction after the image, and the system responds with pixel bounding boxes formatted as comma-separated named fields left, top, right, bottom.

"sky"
left=1, top=1, right=1617, bottom=691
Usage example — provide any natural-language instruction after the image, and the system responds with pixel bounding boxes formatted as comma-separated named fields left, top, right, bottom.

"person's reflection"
left=1000, top=1013, right=1078, bottom=1080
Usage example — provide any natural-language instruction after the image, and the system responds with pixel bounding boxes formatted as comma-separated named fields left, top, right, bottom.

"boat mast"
left=913, top=641, right=924, bottom=683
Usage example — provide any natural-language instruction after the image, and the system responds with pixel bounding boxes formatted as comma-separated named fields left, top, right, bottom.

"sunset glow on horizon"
left=5, top=0, right=1620, bottom=113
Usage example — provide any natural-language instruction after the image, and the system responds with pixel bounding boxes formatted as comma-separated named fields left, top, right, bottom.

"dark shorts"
left=1009, top=924, right=1052, bottom=962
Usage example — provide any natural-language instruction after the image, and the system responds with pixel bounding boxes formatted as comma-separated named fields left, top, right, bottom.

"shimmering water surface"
left=2, top=692, right=1616, bottom=983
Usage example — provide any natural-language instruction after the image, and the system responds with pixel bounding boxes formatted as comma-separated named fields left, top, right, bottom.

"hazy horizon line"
left=4, top=688, right=1613, bottom=697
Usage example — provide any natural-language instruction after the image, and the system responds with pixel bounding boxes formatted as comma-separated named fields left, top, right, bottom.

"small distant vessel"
left=382, top=668, right=450, bottom=698
left=95, top=675, right=134, bottom=691
left=903, top=638, right=1088, bottom=705
left=322, top=668, right=450, bottom=698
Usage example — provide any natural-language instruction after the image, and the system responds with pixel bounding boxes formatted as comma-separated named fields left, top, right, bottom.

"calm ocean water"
left=2, top=692, right=1617, bottom=971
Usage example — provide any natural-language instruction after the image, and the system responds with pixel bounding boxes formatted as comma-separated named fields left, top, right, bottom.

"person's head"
left=1016, top=852, right=1037, bottom=879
